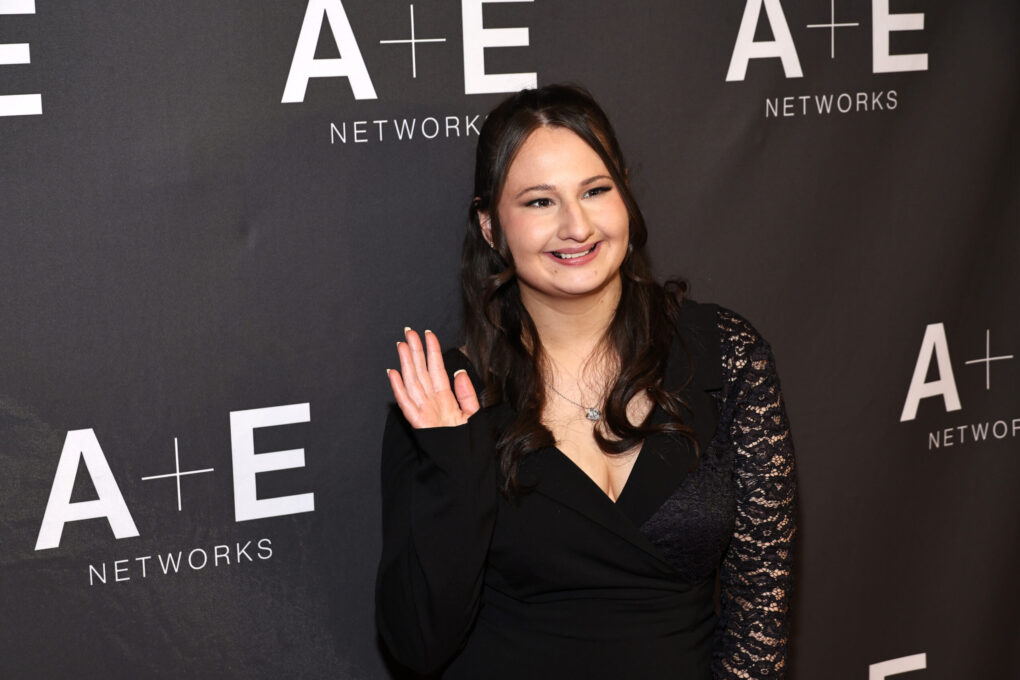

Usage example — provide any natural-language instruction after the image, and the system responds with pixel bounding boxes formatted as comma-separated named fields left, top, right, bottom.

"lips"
left=546, top=241, right=601, bottom=265
left=551, top=243, right=597, bottom=259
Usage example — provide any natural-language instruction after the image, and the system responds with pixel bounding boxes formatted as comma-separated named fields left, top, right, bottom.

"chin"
left=557, top=274, right=623, bottom=299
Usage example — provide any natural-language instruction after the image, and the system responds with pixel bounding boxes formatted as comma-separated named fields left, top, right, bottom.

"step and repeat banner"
left=1, top=1, right=1017, bottom=678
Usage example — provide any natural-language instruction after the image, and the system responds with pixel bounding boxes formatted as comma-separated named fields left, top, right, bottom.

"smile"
left=550, top=243, right=598, bottom=260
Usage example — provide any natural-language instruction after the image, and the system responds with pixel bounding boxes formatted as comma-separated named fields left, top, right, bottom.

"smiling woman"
left=376, top=84, right=797, bottom=679
left=477, top=126, right=630, bottom=306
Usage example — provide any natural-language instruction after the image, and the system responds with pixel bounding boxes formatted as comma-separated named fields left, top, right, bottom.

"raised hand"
left=387, top=328, right=480, bottom=429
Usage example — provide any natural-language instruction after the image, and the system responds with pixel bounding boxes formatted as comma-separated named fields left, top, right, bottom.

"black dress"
left=376, top=303, right=797, bottom=679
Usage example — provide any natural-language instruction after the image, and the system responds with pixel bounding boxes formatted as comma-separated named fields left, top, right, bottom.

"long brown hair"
left=461, top=84, right=696, bottom=497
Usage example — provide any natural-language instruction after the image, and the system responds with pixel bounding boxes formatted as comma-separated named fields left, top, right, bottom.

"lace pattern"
left=711, top=307, right=797, bottom=679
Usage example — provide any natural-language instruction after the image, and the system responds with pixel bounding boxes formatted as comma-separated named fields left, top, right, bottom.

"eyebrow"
left=513, top=174, right=613, bottom=199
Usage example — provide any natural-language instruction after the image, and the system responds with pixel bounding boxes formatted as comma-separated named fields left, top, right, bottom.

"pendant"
left=585, top=407, right=601, bottom=422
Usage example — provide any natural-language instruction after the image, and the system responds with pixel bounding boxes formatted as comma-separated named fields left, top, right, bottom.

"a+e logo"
left=35, top=403, right=315, bottom=551
left=726, top=0, right=929, bottom=81
left=282, top=0, right=537, bottom=103
left=900, top=324, right=1015, bottom=422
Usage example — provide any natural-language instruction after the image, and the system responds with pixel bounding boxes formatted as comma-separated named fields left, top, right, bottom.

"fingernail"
left=403, top=326, right=411, bottom=334
left=424, top=329, right=433, bottom=335
left=453, top=369, right=466, bottom=377
left=385, top=368, right=391, bottom=376
left=396, top=341, right=402, bottom=347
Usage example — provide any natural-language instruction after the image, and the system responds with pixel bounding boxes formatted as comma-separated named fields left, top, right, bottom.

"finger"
left=404, top=328, right=432, bottom=392
left=396, top=341, right=426, bottom=407
left=423, top=330, right=451, bottom=394
left=387, top=369, right=424, bottom=427
left=453, top=369, right=481, bottom=417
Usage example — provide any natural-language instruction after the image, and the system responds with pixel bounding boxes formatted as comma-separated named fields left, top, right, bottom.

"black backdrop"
left=2, top=1, right=1017, bottom=678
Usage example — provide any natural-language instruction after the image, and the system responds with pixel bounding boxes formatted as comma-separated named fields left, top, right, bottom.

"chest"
left=541, top=391, right=653, bottom=502
left=484, top=432, right=736, bottom=597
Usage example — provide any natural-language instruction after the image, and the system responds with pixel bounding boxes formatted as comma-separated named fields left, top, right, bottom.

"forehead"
left=503, top=126, right=611, bottom=187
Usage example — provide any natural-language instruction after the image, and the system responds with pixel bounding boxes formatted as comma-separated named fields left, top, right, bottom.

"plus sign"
left=806, top=0, right=859, bottom=59
left=379, top=4, right=446, bottom=78
left=964, top=329, right=1014, bottom=390
left=141, top=438, right=215, bottom=511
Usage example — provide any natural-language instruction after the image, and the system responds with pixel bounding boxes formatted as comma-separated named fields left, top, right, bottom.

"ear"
left=477, top=208, right=494, bottom=248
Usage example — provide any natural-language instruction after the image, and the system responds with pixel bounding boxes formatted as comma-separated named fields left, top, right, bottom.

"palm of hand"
left=387, top=328, right=480, bottom=429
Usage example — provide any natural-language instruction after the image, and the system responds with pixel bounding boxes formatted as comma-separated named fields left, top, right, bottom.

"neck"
left=520, top=274, right=622, bottom=375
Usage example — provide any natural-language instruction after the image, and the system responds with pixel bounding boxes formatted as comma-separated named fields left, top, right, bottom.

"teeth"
left=553, top=244, right=596, bottom=259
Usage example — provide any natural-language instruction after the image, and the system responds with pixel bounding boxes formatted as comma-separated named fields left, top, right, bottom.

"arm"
left=375, top=330, right=497, bottom=674
left=375, top=409, right=498, bottom=673
left=713, top=309, right=797, bottom=679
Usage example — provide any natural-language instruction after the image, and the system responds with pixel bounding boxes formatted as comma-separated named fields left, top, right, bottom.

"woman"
left=376, top=84, right=796, bottom=679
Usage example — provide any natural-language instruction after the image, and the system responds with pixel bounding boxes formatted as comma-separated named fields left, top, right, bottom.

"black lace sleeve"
left=712, top=308, right=797, bottom=679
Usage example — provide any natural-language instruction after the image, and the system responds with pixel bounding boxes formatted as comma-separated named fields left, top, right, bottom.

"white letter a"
left=900, top=323, right=962, bottom=422
left=726, top=0, right=803, bottom=81
left=282, top=0, right=377, bottom=103
left=35, top=429, right=139, bottom=550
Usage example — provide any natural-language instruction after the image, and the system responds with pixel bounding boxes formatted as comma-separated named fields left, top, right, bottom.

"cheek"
left=604, top=199, right=630, bottom=238
left=499, top=225, right=530, bottom=265
left=501, top=212, right=549, bottom=252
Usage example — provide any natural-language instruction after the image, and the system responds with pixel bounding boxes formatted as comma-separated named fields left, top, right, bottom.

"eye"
left=524, top=197, right=553, bottom=208
left=583, top=186, right=613, bottom=198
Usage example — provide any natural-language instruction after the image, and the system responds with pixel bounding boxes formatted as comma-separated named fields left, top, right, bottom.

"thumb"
left=452, top=370, right=481, bottom=417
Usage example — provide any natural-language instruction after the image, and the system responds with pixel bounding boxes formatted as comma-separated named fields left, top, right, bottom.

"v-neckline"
left=551, top=436, right=647, bottom=506
left=549, top=398, right=667, bottom=508
left=543, top=395, right=700, bottom=531
left=449, top=300, right=722, bottom=532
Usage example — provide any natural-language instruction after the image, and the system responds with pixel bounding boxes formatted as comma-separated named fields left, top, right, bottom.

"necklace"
left=545, top=379, right=603, bottom=422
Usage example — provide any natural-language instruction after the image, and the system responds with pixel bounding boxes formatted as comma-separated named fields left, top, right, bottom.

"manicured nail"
left=453, top=369, right=466, bottom=377
left=424, top=329, right=433, bottom=335
left=403, top=326, right=411, bottom=334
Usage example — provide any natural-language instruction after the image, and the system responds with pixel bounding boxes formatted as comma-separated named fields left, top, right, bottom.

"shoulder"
left=713, top=305, right=773, bottom=364
left=673, top=301, right=777, bottom=390
left=708, top=306, right=787, bottom=411
left=666, top=299, right=723, bottom=391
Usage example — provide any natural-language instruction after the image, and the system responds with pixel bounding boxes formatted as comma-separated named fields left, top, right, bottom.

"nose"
left=557, top=197, right=595, bottom=243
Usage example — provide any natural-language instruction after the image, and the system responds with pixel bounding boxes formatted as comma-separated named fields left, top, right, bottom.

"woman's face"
left=482, top=126, right=630, bottom=308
